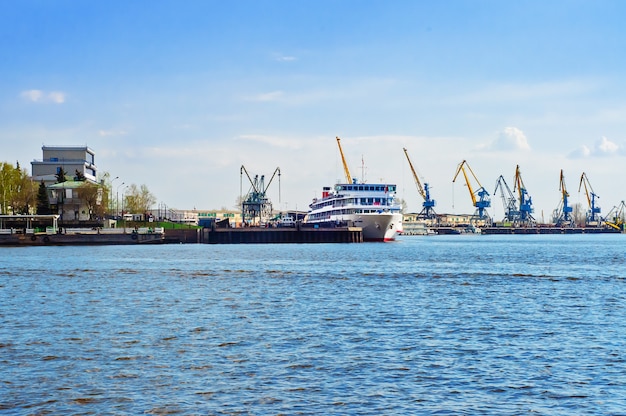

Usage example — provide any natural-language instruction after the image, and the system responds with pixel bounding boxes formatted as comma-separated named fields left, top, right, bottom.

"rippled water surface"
left=1, top=234, right=625, bottom=414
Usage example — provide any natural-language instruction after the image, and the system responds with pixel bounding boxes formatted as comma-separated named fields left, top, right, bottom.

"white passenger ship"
left=305, top=182, right=403, bottom=241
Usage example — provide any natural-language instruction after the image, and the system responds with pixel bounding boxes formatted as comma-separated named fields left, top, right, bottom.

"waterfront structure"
left=47, top=181, right=101, bottom=221
left=31, top=145, right=97, bottom=185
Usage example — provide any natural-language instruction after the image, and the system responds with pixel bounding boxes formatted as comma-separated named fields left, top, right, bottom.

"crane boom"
left=553, top=169, right=573, bottom=226
left=453, top=160, right=476, bottom=205
left=578, top=172, right=592, bottom=207
left=513, top=165, right=535, bottom=225
left=403, top=147, right=436, bottom=219
left=452, top=160, right=491, bottom=220
left=336, top=136, right=352, bottom=184
left=494, top=175, right=517, bottom=222
left=403, top=148, right=425, bottom=199
left=578, top=172, right=600, bottom=223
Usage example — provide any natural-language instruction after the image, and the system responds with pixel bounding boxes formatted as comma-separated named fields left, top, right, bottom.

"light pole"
left=116, top=182, right=125, bottom=220
left=121, top=185, right=129, bottom=232
left=110, top=176, right=119, bottom=217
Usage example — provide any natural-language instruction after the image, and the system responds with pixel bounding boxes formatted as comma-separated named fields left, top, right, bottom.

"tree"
left=124, top=184, right=156, bottom=215
left=0, top=162, right=15, bottom=214
left=74, top=169, right=86, bottom=181
left=572, top=203, right=586, bottom=227
left=36, top=181, right=51, bottom=215
left=56, top=167, right=68, bottom=183
left=76, top=182, right=104, bottom=220
left=2, top=163, right=36, bottom=214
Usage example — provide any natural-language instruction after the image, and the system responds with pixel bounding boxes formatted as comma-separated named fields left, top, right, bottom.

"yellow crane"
left=605, top=201, right=625, bottom=231
left=578, top=172, right=601, bottom=224
left=513, top=165, right=534, bottom=225
left=403, top=148, right=436, bottom=218
left=336, top=136, right=353, bottom=184
left=452, top=160, right=491, bottom=219
left=553, top=169, right=573, bottom=226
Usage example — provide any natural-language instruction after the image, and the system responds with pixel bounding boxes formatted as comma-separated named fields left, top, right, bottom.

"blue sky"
left=2, top=1, right=626, bottom=220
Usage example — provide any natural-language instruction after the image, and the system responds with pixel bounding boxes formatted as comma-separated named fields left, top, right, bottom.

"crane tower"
left=240, top=165, right=281, bottom=226
left=552, top=170, right=574, bottom=226
left=513, top=165, right=535, bottom=226
left=402, top=148, right=436, bottom=220
left=452, top=160, right=491, bottom=222
left=578, top=172, right=601, bottom=225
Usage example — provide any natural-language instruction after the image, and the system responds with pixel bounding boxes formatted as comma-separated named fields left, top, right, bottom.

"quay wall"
left=198, top=227, right=363, bottom=244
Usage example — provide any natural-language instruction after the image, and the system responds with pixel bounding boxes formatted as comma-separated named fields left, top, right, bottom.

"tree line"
left=0, top=161, right=156, bottom=220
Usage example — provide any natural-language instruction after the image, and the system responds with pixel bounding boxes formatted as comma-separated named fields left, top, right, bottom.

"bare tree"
left=76, top=182, right=105, bottom=220
left=124, top=184, right=156, bottom=215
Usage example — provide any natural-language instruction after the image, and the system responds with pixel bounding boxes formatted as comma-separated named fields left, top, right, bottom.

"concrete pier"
left=200, top=227, right=363, bottom=244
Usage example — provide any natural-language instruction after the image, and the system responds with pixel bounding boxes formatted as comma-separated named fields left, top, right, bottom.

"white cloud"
left=568, top=136, right=622, bottom=158
left=47, top=91, right=66, bottom=103
left=20, top=89, right=66, bottom=104
left=276, top=55, right=296, bottom=62
left=568, top=145, right=591, bottom=159
left=597, top=136, right=619, bottom=154
left=20, top=89, right=44, bottom=102
left=484, top=127, right=531, bottom=151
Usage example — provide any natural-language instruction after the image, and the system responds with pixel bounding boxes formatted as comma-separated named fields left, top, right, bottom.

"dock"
left=201, top=226, right=363, bottom=244
left=480, top=226, right=620, bottom=235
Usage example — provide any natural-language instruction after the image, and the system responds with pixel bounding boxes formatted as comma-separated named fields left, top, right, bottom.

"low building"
left=47, top=180, right=103, bottom=222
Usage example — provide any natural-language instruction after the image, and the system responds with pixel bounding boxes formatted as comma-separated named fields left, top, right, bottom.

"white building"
left=31, top=145, right=97, bottom=185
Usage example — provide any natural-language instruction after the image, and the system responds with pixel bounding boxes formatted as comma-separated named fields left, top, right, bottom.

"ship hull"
left=307, top=212, right=402, bottom=241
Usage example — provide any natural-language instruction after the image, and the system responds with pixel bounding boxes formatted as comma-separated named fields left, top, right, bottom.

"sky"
left=2, top=0, right=626, bottom=221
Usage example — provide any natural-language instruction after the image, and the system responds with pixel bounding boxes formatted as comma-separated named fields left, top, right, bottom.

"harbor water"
left=1, top=234, right=625, bottom=414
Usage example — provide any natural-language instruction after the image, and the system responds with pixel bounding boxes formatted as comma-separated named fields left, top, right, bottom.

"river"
left=1, top=234, right=625, bottom=414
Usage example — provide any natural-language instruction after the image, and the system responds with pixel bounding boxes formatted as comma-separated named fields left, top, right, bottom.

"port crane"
left=402, top=148, right=436, bottom=219
left=604, top=201, right=626, bottom=231
left=552, top=170, right=574, bottom=226
left=240, top=165, right=281, bottom=226
left=336, top=136, right=354, bottom=184
left=578, top=172, right=601, bottom=224
left=513, top=165, right=535, bottom=226
left=494, top=175, right=518, bottom=223
left=452, top=160, right=491, bottom=221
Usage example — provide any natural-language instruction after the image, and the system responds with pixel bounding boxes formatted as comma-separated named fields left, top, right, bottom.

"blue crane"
left=578, top=172, right=601, bottom=224
left=452, top=160, right=491, bottom=221
left=494, top=175, right=518, bottom=223
left=552, top=170, right=574, bottom=226
left=513, top=165, right=535, bottom=226
left=403, top=148, right=436, bottom=219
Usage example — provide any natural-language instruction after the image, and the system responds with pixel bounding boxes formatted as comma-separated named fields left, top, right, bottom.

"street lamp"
left=121, top=185, right=129, bottom=232
left=116, top=182, right=125, bottom=220
left=110, top=176, right=119, bottom=216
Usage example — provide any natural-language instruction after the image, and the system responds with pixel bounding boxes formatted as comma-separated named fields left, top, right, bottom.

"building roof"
left=47, top=180, right=95, bottom=189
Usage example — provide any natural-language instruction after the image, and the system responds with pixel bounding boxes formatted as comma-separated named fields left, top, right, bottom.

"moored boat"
left=304, top=182, right=403, bottom=241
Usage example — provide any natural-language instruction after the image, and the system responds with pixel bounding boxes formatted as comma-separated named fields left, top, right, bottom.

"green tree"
left=56, top=167, right=67, bottom=183
left=0, top=162, right=15, bottom=214
left=0, top=162, right=35, bottom=214
left=36, top=181, right=51, bottom=214
left=74, top=169, right=86, bottom=181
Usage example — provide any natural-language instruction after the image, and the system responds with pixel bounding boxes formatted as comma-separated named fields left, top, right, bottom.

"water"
left=1, top=234, right=625, bottom=415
